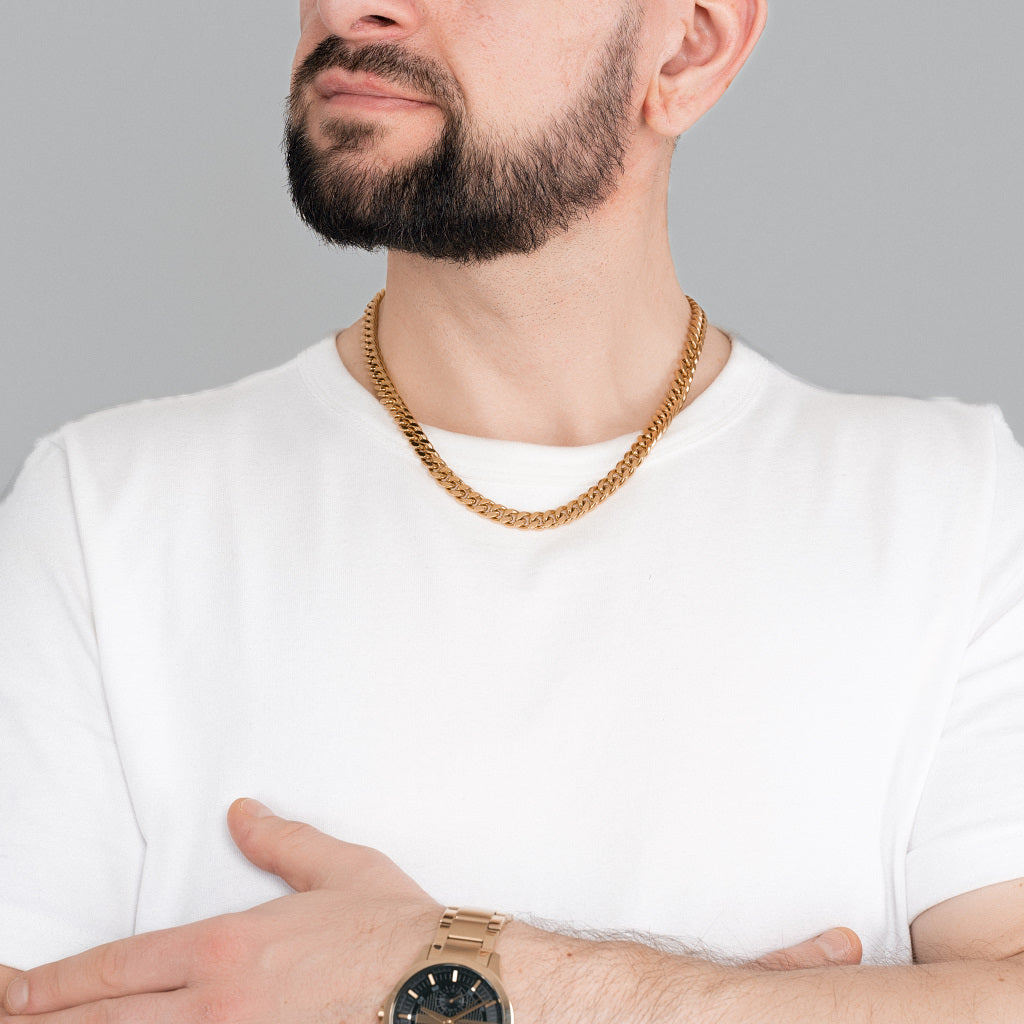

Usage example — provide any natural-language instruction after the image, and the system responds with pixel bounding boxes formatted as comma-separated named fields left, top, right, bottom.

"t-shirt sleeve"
left=906, top=408, right=1024, bottom=923
left=0, top=439, right=144, bottom=969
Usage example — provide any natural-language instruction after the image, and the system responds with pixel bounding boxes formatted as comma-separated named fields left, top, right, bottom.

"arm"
left=502, top=890, right=1024, bottom=1024
left=0, top=443, right=143, bottom=970
left=3, top=804, right=1022, bottom=1024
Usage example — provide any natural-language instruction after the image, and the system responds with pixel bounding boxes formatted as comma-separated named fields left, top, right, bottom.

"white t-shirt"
left=2, top=338, right=1023, bottom=970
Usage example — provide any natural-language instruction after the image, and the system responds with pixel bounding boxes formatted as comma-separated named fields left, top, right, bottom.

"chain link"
left=363, top=290, right=707, bottom=530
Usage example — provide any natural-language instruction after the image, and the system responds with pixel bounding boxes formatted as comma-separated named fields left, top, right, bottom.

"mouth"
left=313, top=70, right=434, bottom=111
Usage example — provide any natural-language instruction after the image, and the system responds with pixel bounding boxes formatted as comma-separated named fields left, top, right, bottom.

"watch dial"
left=392, top=964, right=506, bottom=1024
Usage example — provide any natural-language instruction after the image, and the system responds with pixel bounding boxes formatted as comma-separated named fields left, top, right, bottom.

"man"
left=2, top=0, right=1024, bottom=1021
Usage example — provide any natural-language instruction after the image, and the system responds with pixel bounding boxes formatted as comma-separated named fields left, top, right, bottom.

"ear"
left=644, top=0, right=766, bottom=138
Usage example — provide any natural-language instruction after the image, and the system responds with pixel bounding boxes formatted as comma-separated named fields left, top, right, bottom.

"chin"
left=319, top=119, right=443, bottom=168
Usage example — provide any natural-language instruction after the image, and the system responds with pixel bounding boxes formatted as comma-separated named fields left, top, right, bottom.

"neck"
left=336, top=166, right=730, bottom=446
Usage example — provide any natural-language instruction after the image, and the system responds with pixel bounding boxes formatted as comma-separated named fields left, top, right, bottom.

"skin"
left=0, top=801, right=865, bottom=1023
left=3, top=0, right=1024, bottom=1019
left=299, top=0, right=742, bottom=446
left=0, top=803, right=1022, bottom=1023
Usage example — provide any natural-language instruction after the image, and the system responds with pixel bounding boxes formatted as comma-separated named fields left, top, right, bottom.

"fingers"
left=2, top=987, right=194, bottom=1024
left=1, top=969, right=21, bottom=1014
left=752, top=927, right=863, bottom=971
left=3, top=929, right=193, bottom=1015
left=227, top=798, right=358, bottom=892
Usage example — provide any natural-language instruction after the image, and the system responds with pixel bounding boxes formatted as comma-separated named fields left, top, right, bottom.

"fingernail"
left=6, top=977, right=29, bottom=1013
left=241, top=798, right=274, bottom=818
left=813, top=929, right=852, bottom=961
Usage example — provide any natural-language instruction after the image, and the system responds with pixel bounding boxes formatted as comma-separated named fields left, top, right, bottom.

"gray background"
left=2, top=2, right=1022, bottom=489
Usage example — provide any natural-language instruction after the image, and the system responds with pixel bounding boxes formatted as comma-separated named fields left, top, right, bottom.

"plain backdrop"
left=1, top=2, right=1022, bottom=489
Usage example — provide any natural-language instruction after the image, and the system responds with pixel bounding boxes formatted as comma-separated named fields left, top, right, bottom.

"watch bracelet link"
left=428, top=907, right=510, bottom=967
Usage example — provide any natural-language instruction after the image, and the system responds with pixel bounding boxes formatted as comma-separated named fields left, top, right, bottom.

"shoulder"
left=30, top=341, right=339, bottom=486
left=733, top=339, right=1017, bottom=478
left=721, top=342, right=1024, bottom=590
left=66, top=344, right=320, bottom=449
left=1, top=340, right=345, bottom=534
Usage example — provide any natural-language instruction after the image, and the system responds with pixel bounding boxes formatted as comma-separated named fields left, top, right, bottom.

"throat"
left=336, top=315, right=731, bottom=448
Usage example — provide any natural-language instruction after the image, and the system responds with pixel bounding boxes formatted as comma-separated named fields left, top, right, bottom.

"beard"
left=284, top=8, right=641, bottom=263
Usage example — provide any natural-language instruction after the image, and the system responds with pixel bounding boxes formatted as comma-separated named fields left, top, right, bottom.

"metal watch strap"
left=427, top=908, right=509, bottom=968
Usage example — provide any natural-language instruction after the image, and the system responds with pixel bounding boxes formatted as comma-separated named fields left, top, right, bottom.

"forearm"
left=502, top=921, right=1024, bottom=1024
left=702, top=959, right=1024, bottom=1023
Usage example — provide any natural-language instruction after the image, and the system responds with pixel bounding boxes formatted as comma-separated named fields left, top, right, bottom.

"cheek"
left=457, top=25, right=608, bottom=127
left=293, top=1, right=327, bottom=69
left=292, top=21, right=327, bottom=82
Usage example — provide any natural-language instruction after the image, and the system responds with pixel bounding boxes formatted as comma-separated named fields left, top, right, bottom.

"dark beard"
left=284, top=10, right=641, bottom=263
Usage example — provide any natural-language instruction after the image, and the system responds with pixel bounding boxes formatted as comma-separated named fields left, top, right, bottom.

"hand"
left=449, top=999, right=497, bottom=1022
left=412, top=999, right=498, bottom=1024
left=2, top=799, right=442, bottom=1024
left=1, top=802, right=862, bottom=1024
left=415, top=1009, right=450, bottom=1024
left=751, top=927, right=863, bottom=971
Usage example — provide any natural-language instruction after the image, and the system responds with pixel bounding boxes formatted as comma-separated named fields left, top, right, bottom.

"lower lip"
left=322, top=92, right=432, bottom=113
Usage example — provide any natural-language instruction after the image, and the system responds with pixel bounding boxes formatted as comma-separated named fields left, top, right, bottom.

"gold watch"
left=379, top=908, right=513, bottom=1024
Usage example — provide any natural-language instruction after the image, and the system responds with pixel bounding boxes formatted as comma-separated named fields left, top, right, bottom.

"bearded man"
left=3, top=0, right=1024, bottom=1021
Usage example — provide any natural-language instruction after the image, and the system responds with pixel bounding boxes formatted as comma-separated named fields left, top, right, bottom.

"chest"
left=102, top=499, right=967, bottom=963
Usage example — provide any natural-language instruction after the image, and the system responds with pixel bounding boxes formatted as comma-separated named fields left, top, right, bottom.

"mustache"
left=290, top=36, right=460, bottom=110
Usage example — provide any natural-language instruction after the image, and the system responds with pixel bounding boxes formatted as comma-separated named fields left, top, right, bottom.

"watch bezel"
left=379, top=951, right=514, bottom=1024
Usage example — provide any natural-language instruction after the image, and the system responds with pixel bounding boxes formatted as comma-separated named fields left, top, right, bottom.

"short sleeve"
left=906, top=408, right=1024, bottom=922
left=0, top=440, right=144, bottom=969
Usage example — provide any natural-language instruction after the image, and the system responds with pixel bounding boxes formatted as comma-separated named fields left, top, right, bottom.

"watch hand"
left=416, top=1010, right=449, bottom=1024
left=450, top=1000, right=497, bottom=1023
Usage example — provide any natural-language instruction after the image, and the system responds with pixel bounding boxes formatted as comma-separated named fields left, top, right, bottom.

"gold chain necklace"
left=362, top=289, right=706, bottom=530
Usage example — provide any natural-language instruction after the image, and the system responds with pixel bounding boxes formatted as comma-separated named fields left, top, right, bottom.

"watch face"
left=391, top=964, right=507, bottom=1024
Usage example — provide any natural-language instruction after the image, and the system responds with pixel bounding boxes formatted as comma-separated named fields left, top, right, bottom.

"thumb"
left=752, top=927, right=863, bottom=971
left=227, top=798, right=350, bottom=893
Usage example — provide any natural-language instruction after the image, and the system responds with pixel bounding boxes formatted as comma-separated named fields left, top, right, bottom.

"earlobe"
left=644, top=0, right=766, bottom=139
